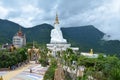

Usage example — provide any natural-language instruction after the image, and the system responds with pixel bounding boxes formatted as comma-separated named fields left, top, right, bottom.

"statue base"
left=47, top=43, right=71, bottom=57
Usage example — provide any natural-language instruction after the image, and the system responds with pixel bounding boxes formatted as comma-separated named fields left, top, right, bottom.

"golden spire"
left=19, top=27, right=21, bottom=32
left=17, top=27, right=22, bottom=36
left=90, top=49, right=93, bottom=54
left=32, top=41, right=35, bottom=49
left=54, top=13, right=59, bottom=24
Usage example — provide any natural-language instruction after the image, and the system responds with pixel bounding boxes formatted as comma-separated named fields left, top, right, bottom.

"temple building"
left=13, top=28, right=26, bottom=48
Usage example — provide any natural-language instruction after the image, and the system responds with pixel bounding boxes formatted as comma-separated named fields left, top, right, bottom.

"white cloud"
left=8, top=4, right=44, bottom=27
left=9, top=17, right=33, bottom=27
left=0, top=6, right=9, bottom=18
left=85, top=0, right=120, bottom=40
left=0, top=0, right=120, bottom=40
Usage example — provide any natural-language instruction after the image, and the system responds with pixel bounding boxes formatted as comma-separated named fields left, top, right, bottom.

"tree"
left=18, top=48, right=28, bottom=61
left=39, top=48, right=48, bottom=67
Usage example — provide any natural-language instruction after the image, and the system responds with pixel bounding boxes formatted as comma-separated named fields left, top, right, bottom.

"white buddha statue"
left=50, top=13, right=67, bottom=43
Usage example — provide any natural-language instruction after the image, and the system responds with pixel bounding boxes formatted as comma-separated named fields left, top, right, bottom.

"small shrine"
left=27, top=42, right=40, bottom=63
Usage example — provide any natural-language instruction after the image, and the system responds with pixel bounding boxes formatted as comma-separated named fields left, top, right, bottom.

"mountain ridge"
left=0, top=19, right=120, bottom=55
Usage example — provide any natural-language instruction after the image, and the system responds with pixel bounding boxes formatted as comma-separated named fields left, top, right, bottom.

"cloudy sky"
left=0, top=0, right=120, bottom=40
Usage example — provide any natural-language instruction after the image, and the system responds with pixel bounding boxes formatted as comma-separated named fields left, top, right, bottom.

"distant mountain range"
left=0, top=19, right=120, bottom=55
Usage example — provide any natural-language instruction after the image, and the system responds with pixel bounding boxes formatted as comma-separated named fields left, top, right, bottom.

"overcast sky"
left=0, top=0, right=120, bottom=40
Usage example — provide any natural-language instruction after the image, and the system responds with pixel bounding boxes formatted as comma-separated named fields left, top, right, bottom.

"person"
left=30, top=68, right=32, bottom=73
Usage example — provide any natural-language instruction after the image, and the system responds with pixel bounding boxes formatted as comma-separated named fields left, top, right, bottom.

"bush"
left=0, top=48, right=28, bottom=68
left=39, top=58, right=48, bottom=67
left=43, top=58, right=57, bottom=80
left=18, top=48, right=27, bottom=61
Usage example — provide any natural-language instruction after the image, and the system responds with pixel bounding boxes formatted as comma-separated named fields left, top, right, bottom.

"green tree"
left=18, top=48, right=27, bottom=61
left=39, top=48, right=48, bottom=67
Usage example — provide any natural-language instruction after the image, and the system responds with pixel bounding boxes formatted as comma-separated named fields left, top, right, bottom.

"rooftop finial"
left=32, top=41, right=35, bottom=49
left=54, top=12, right=59, bottom=24
left=17, top=27, right=22, bottom=36
left=19, top=27, right=21, bottom=32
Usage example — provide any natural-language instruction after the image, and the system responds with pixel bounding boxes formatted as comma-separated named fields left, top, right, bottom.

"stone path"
left=2, top=64, right=30, bottom=80
left=0, top=63, right=48, bottom=80
left=10, top=64, right=48, bottom=80
left=0, top=71, right=8, bottom=77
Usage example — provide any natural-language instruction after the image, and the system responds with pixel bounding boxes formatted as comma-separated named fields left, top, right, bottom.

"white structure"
left=81, top=52, right=99, bottom=58
left=50, top=13, right=67, bottom=43
left=13, top=28, right=26, bottom=48
left=80, top=49, right=106, bottom=58
left=47, top=13, right=79, bottom=56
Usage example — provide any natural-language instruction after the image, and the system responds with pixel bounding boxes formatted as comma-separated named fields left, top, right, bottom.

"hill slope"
left=0, top=19, right=24, bottom=43
left=0, top=19, right=120, bottom=54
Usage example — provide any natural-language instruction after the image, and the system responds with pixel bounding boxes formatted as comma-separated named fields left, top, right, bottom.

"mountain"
left=0, top=19, right=120, bottom=55
left=62, top=26, right=104, bottom=47
left=0, top=19, right=23, bottom=43
left=25, top=24, right=53, bottom=43
left=0, top=19, right=53, bottom=44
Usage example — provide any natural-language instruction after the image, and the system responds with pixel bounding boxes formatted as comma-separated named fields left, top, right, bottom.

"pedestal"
left=47, top=43, right=71, bottom=57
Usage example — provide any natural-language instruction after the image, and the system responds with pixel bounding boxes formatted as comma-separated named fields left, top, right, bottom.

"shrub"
left=43, top=58, right=57, bottom=80
left=39, top=58, right=48, bottom=67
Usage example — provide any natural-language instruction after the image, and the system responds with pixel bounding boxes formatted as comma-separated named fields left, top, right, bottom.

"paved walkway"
left=2, top=64, right=31, bottom=80
left=0, top=61, right=48, bottom=80
left=11, top=64, right=48, bottom=80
